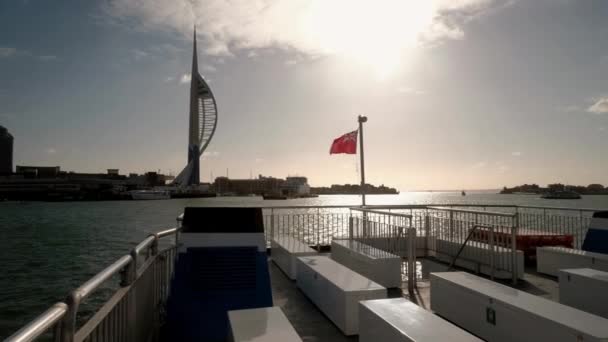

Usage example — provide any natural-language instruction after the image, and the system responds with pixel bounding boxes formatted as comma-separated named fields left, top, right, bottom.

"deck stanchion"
left=511, top=214, right=519, bottom=285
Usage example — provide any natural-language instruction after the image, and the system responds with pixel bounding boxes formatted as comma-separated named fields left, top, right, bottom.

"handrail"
left=350, top=207, right=413, bottom=219
left=516, top=205, right=601, bottom=213
left=447, top=224, right=495, bottom=271
left=156, top=227, right=180, bottom=238
left=5, top=303, right=68, bottom=342
left=427, top=206, right=516, bottom=217
left=174, top=203, right=605, bottom=213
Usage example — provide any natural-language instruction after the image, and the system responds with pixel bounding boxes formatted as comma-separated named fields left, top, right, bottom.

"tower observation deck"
left=174, top=28, right=218, bottom=187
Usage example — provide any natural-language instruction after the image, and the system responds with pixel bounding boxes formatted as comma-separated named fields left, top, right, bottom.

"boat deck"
left=269, top=255, right=560, bottom=341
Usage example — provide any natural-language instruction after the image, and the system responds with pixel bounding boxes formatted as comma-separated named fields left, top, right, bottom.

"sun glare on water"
left=304, top=0, right=436, bottom=79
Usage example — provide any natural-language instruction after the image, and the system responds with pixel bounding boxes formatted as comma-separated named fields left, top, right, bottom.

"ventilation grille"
left=188, top=247, right=257, bottom=293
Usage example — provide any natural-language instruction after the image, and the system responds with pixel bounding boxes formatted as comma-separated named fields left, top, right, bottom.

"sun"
left=304, top=0, right=436, bottom=79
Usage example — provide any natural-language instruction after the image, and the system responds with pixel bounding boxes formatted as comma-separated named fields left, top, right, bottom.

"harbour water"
left=2, top=192, right=608, bottom=338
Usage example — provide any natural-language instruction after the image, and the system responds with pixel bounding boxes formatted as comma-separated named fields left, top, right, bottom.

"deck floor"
left=269, top=256, right=560, bottom=341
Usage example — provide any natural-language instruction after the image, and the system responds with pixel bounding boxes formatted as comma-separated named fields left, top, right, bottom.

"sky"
left=1, top=0, right=608, bottom=190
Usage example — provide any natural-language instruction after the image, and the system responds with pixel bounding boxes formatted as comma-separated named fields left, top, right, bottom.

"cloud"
left=397, top=86, right=425, bottom=95
left=0, top=47, right=17, bottom=57
left=588, top=97, right=608, bottom=114
left=201, top=64, right=217, bottom=72
left=247, top=50, right=259, bottom=58
left=46, top=148, right=57, bottom=154
left=180, top=73, right=191, bottom=84
left=284, top=59, right=297, bottom=66
left=255, top=158, right=264, bottom=163
left=103, top=0, right=510, bottom=59
left=557, top=105, right=580, bottom=113
left=164, top=76, right=175, bottom=82
left=471, top=161, right=486, bottom=169
left=511, top=151, right=521, bottom=157
left=202, top=151, right=220, bottom=160
left=38, top=55, right=58, bottom=61
left=131, top=48, right=149, bottom=60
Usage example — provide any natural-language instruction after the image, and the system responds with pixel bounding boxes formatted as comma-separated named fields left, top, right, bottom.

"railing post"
left=449, top=210, right=454, bottom=241
left=407, top=227, right=416, bottom=293
left=511, top=214, right=518, bottom=285
left=424, top=213, right=430, bottom=257
left=60, top=292, right=80, bottom=342
left=489, top=226, right=495, bottom=281
left=348, top=216, right=354, bottom=240
left=270, top=208, right=275, bottom=239
left=317, top=208, right=321, bottom=249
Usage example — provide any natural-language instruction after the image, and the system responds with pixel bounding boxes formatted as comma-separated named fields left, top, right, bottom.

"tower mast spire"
left=192, top=26, right=198, bottom=74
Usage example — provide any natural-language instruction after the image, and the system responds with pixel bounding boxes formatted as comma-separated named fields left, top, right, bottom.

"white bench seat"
left=228, top=306, right=302, bottom=342
left=359, top=298, right=482, bottom=342
left=434, top=238, right=524, bottom=279
left=271, top=236, right=317, bottom=280
left=559, top=268, right=608, bottom=318
left=296, top=255, right=387, bottom=335
left=331, top=239, right=402, bottom=288
left=537, top=246, right=608, bottom=277
left=431, top=272, right=608, bottom=342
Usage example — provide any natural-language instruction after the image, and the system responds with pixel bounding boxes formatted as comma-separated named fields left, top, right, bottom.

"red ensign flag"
left=329, top=130, right=358, bottom=154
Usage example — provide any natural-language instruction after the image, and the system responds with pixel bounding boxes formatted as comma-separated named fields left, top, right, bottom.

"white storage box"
left=559, top=268, right=608, bottom=318
left=296, top=255, right=386, bottom=335
left=431, top=272, right=608, bottom=342
left=434, top=238, right=524, bottom=279
left=331, top=239, right=402, bottom=288
left=359, top=298, right=482, bottom=342
left=271, top=236, right=317, bottom=280
left=537, top=246, right=608, bottom=277
left=228, top=306, right=302, bottom=342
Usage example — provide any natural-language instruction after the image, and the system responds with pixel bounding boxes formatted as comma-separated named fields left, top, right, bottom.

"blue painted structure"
left=582, top=211, right=608, bottom=254
left=165, top=207, right=272, bottom=341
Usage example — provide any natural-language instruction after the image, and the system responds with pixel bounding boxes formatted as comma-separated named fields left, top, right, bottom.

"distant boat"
left=540, top=190, right=581, bottom=199
left=461, top=190, right=466, bottom=196
left=130, top=190, right=170, bottom=200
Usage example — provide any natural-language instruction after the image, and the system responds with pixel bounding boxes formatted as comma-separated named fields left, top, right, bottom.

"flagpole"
left=358, top=115, right=367, bottom=207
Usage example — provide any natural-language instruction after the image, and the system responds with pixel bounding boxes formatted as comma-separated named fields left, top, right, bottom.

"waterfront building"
left=0, top=125, right=13, bottom=174
left=0, top=167, right=172, bottom=200
left=213, top=175, right=311, bottom=196
left=173, top=28, right=218, bottom=187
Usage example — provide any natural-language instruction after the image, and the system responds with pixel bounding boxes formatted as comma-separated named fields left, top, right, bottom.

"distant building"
left=0, top=126, right=13, bottom=174
left=0, top=166, right=173, bottom=201
left=16, top=165, right=61, bottom=178
left=213, top=175, right=310, bottom=196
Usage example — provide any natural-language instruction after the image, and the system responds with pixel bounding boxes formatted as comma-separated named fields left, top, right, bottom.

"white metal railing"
left=7, top=203, right=606, bottom=341
left=5, top=227, right=180, bottom=342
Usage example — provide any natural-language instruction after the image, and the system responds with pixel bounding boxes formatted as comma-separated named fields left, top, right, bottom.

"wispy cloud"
left=131, top=48, right=149, bottom=60
left=284, top=59, right=298, bottom=66
left=46, top=148, right=57, bottom=154
left=255, top=157, right=264, bottom=164
left=397, top=86, right=425, bottom=95
left=164, top=76, right=176, bottom=82
left=202, top=151, right=220, bottom=160
left=180, top=73, right=191, bottom=84
left=471, top=161, right=487, bottom=169
left=557, top=105, right=580, bottom=113
left=38, top=55, right=58, bottom=61
left=103, top=0, right=511, bottom=58
left=0, top=47, right=17, bottom=57
left=511, top=151, right=521, bottom=157
left=588, top=97, right=608, bottom=114
left=201, top=64, right=217, bottom=73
